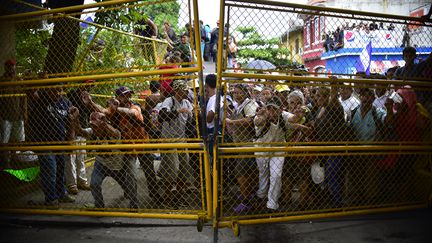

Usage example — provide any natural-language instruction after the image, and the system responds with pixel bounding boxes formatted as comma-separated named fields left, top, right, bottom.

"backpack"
left=158, top=97, right=197, bottom=138
left=204, top=24, right=211, bottom=42
left=200, top=26, right=207, bottom=42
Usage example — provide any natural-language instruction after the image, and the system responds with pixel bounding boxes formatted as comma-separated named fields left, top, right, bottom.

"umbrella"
left=246, top=59, right=276, bottom=70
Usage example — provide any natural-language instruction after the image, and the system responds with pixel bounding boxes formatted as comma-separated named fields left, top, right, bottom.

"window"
left=305, top=22, right=310, bottom=47
left=314, top=17, right=319, bottom=43
left=320, top=16, right=325, bottom=41
left=295, top=38, right=299, bottom=54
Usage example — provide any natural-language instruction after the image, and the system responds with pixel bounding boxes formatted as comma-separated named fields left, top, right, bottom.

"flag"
left=359, top=41, right=372, bottom=75
left=80, top=16, right=93, bottom=29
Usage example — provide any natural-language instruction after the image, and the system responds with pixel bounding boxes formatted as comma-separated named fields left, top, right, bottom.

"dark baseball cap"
left=115, top=86, right=134, bottom=96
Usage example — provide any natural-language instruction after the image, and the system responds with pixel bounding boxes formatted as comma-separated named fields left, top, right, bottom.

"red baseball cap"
left=5, top=59, right=16, bottom=66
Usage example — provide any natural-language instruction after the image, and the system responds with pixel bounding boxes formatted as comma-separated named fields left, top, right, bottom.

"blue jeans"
left=39, top=153, right=66, bottom=202
left=325, top=156, right=344, bottom=206
left=200, top=43, right=205, bottom=58
left=227, top=57, right=233, bottom=68
left=90, top=156, right=138, bottom=208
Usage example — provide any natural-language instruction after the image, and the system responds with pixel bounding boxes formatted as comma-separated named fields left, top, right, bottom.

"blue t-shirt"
left=351, top=106, right=386, bottom=142
left=30, top=92, right=71, bottom=142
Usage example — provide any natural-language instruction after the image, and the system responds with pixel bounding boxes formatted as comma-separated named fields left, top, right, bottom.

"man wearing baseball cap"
left=64, top=80, right=96, bottom=195
left=1, top=58, right=24, bottom=170
left=253, top=96, right=292, bottom=212
left=157, top=79, right=195, bottom=206
left=69, top=108, right=132, bottom=208
left=83, top=85, right=158, bottom=208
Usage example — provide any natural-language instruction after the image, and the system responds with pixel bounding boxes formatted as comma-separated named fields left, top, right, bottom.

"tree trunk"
left=44, top=0, right=84, bottom=74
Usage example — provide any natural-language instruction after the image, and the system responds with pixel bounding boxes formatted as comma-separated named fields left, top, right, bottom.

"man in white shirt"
left=205, top=74, right=217, bottom=133
left=157, top=79, right=195, bottom=205
left=205, top=74, right=220, bottom=163
left=373, top=87, right=389, bottom=110
left=339, top=84, right=360, bottom=123
left=253, top=96, right=287, bottom=212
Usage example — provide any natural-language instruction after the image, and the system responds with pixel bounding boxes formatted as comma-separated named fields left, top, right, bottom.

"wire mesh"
left=0, top=149, right=205, bottom=212
left=1, top=0, right=432, bottom=232
left=215, top=0, right=432, bottom=222
left=1, top=0, right=198, bottom=77
left=219, top=152, right=432, bottom=218
left=222, top=0, right=432, bottom=75
left=0, top=0, right=208, bottom=215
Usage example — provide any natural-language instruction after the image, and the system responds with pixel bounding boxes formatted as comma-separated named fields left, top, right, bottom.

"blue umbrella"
left=246, top=59, right=276, bottom=70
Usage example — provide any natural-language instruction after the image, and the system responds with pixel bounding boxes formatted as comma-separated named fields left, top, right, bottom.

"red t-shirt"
left=159, top=64, right=178, bottom=96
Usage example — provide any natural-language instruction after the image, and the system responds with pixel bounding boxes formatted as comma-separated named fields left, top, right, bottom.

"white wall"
left=326, top=0, right=430, bottom=16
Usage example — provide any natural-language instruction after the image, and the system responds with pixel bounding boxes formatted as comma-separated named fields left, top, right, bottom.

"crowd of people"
left=134, top=17, right=237, bottom=69
left=323, top=20, right=410, bottom=52
left=1, top=41, right=431, bottom=212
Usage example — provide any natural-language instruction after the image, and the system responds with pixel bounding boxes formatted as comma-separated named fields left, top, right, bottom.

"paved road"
left=1, top=209, right=430, bottom=242
left=203, top=61, right=216, bottom=74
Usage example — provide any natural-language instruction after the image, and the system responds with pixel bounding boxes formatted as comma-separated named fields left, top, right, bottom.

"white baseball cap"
left=311, top=161, right=325, bottom=184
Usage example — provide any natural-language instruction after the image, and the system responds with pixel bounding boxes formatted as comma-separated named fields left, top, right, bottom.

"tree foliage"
left=94, top=0, right=181, bottom=34
left=77, top=0, right=181, bottom=93
left=235, top=26, right=291, bottom=67
left=16, top=29, right=50, bottom=73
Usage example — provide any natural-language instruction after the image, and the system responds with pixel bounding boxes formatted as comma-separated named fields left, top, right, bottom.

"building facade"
left=301, top=0, right=431, bottom=75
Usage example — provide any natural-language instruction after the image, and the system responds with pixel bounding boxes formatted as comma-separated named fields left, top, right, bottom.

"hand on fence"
left=106, top=98, right=119, bottom=115
left=177, top=108, right=189, bottom=114
left=81, top=91, right=92, bottom=105
left=225, top=118, right=233, bottom=133
left=68, top=106, right=80, bottom=121
left=385, top=97, right=394, bottom=109
left=256, top=107, right=267, bottom=116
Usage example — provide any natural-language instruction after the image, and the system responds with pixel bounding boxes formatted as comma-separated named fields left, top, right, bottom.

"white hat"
left=311, top=161, right=325, bottom=184
left=188, top=78, right=200, bottom=88
left=15, top=151, right=38, bottom=162
left=253, top=85, right=263, bottom=92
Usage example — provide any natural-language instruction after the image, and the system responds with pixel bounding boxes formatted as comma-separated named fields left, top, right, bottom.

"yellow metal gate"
left=0, top=0, right=432, bottom=239
left=0, top=0, right=211, bottom=230
left=213, top=0, right=432, bottom=236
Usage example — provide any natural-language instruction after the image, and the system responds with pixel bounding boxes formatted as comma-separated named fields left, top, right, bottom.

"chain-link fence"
left=213, top=0, right=432, bottom=235
left=0, top=0, right=210, bottom=226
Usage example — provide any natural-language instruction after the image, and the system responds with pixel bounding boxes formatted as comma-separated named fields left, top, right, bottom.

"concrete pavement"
left=1, top=209, right=430, bottom=242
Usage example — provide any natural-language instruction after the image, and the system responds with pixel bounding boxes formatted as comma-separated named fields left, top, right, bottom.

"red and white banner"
left=344, top=30, right=402, bottom=48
